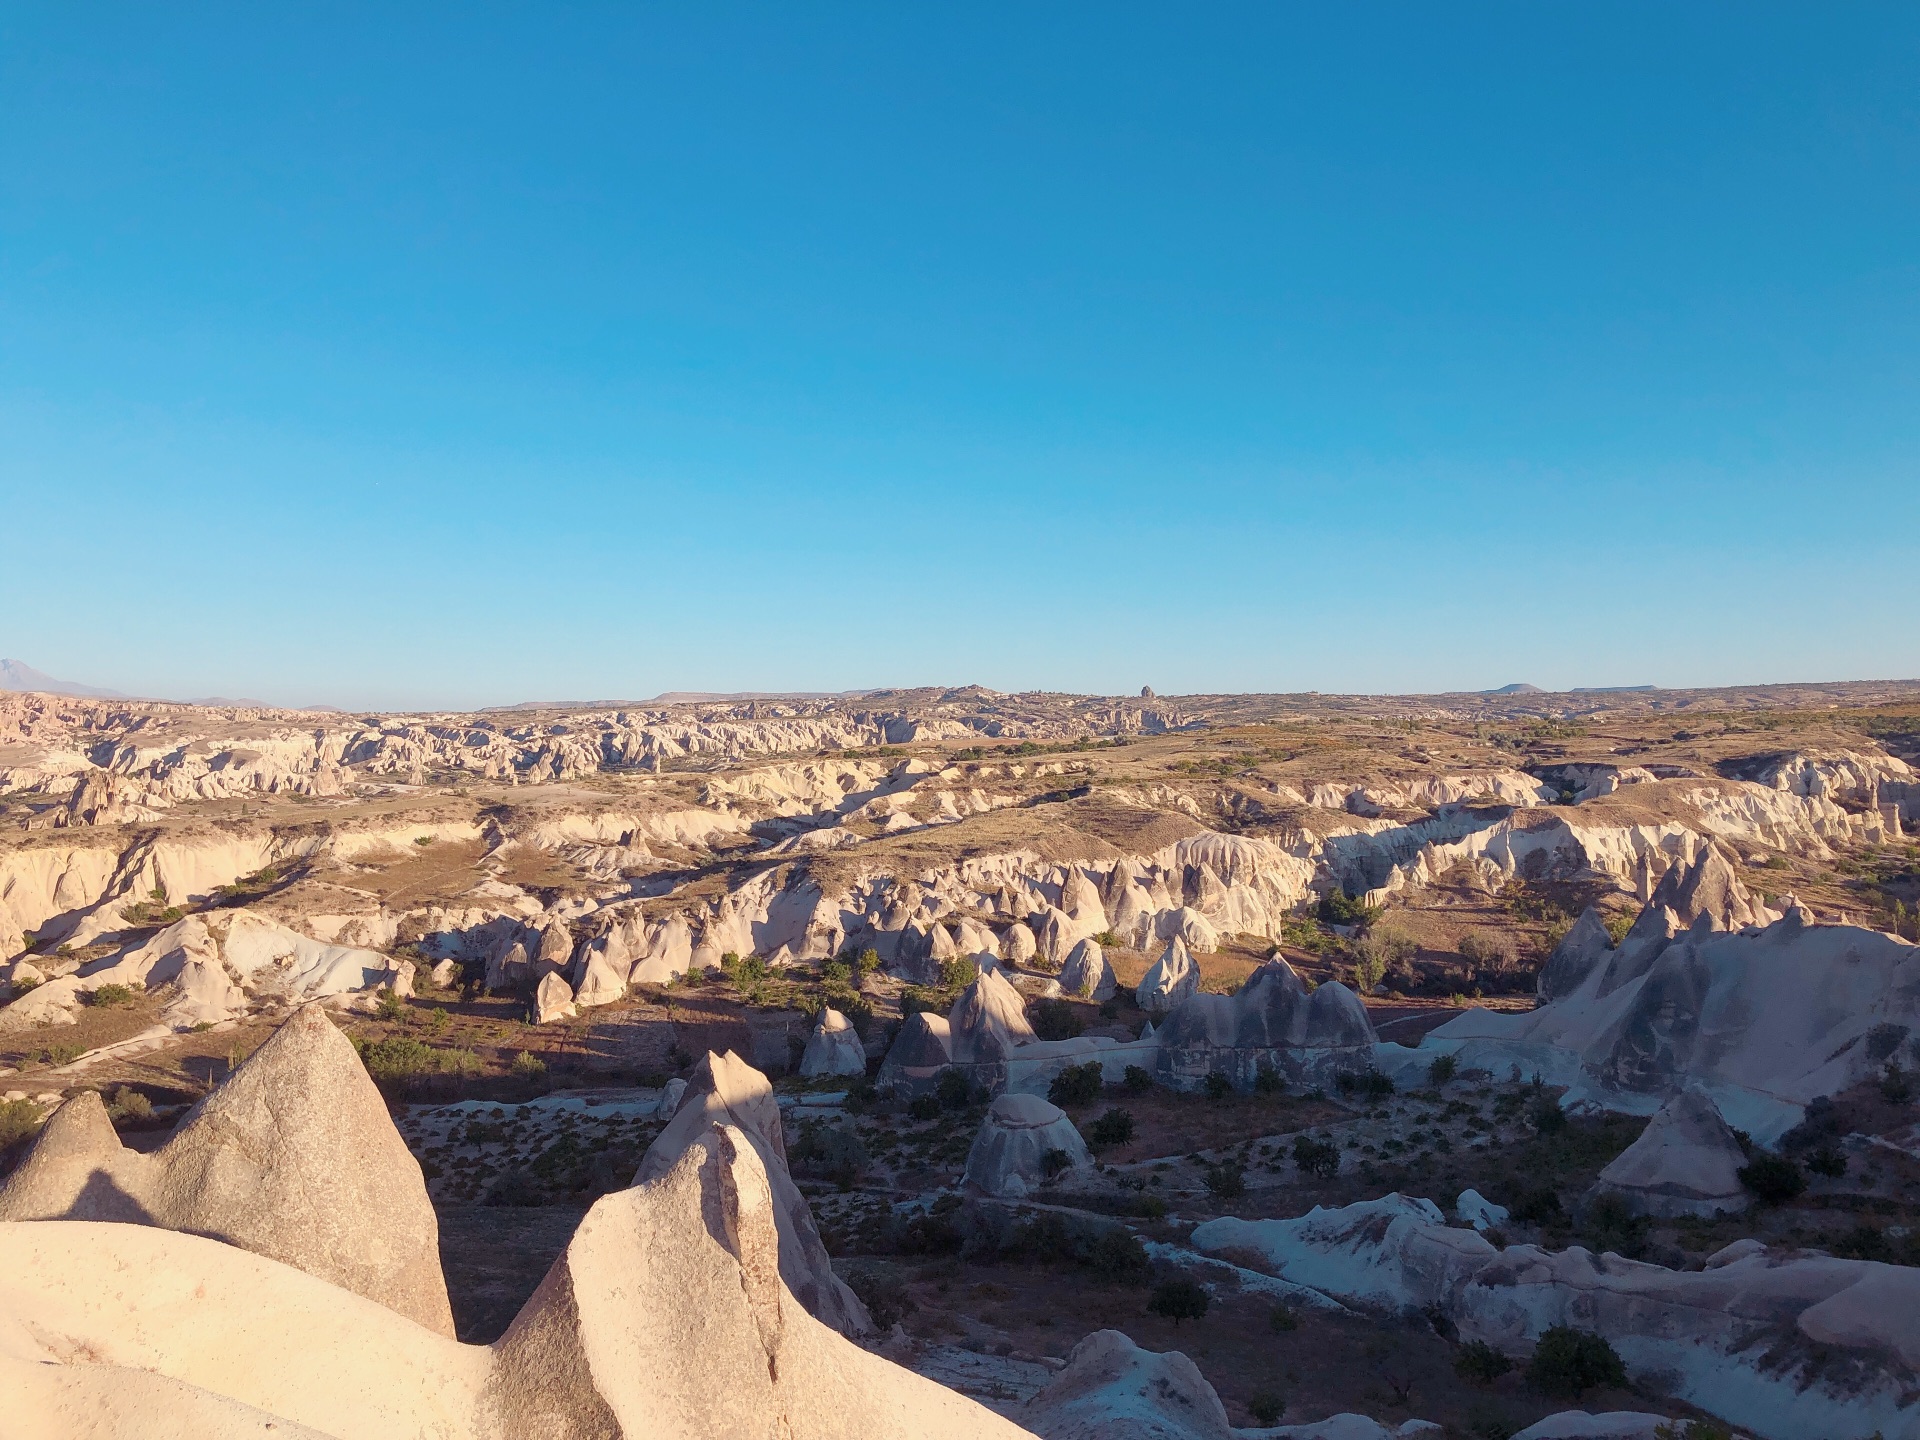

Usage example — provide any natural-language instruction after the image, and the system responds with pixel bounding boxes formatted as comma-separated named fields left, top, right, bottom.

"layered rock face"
left=1136, top=936, right=1199, bottom=1013
left=962, top=1093, right=1092, bottom=1198
left=1059, top=937, right=1115, bottom=1001
left=0, top=1002, right=454, bottom=1334
left=1423, top=851, right=1920, bottom=1140
left=1192, top=1193, right=1920, bottom=1440
left=0, top=1123, right=1033, bottom=1440
left=636, top=1049, right=872, bottom=1335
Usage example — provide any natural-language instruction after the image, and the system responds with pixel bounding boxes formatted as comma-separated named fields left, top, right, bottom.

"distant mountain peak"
left=0, top=659, right=128, bottom=699
left=1486, top=682, right=1544, bottom=695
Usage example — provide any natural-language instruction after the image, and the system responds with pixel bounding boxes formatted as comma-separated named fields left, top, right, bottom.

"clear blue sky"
left=3, top=5, right=1916, bottom=710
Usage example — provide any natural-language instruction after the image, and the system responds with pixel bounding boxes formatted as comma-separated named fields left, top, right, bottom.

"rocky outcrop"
left=1059, top=937, right=1116, bottom=1001
left=1021, top=1328, right=1232, bottom=1439
left=962, top=1093, right=1092, bottom=1198
left=798, top=1007, right=868, bottom=1077
left=1537, top=907, right=1614, bottom=1003
left=1192, top=1193, right=1920, bottom=1440
left=534, top=970, right=577, bottom=1023
left=1591, top=1085, right=1749, bottom=1217
left=636, top=1050, right=871, bottom=1335
left=0, top=1003, right=453, bottom=1334
left=1137, top=936, right=1199, bottom=1013
left=0, top=1122, right=1031, bottom=1439
left=1422, top=885, right=1919, bottom=1141
left=1154, top=959, right=1374, bottom=1091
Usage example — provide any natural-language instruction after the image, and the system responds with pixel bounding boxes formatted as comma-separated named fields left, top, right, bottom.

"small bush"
left=845, top=1267, right=912, bottom=1328
left=485, top=1169, right=544, bottom=1206
left=936, top=1068, right=975, bottom=1110
left=106, top=1086, right=154, bottom=1124
left=1203, top=1161, right=1245, bottom=1199
left=1029, top=998, right=1085, bottom=1041
left=1881, top=1061, right=1914, bottom=1103
left=360, top=1035, right=438, bottom=1081
left=510, top=1049, right=548, bottom=1079
left=1269, top=1303, right=1297, bottom=1332
left=1203, top=1071, right=1233, bottom=1101
left=1459, top=931, right=1520, bottom=975
left=1455, top=1340, right=1513, bottom=1384
left=1508, top=1186, right=1562, bottom=1224
left=1049, top=1062, right=1104, bottom=1108
left=42, top=1044, right=84, bottom=1067
left=1041, top=1147, right=1074, bottom=1179
left=907, top=1093, right=941, bottom=1121
left=1122, top=1065, right=1154, bottom=1095
left=1146, top=1276, right=1210, bottom=1325
left=1084, top=1225, right=1150, bottom=1283
left=83, top=983, right=139, bottom=1009
left=375, top=989, right=407, bottom=1021
left=1428, top=1053, right=1459, bottom=1087
left=790, top=1118, right=869, bottom=1188
left=1248, top=1391, right=1285, bottom=1425
left=1806, top=1145, right=1847, bottom=1178
left=1738, top=1152, right=1806, bottom=1204
left=1335, top=1068, right=1394, bottom=1101
left=1087, top=1107, right=1136, bottom=1149
left=1529, top=1096, right=1567, bottom=1134
left=0, top=1099, right=43, bottom=1149
left=1253, top=1062, right=1284, bottom=1096
left=1292, top=1134, right=1340, bottom=1179
left=1526, top=1325, right=1625, bottom=1398
left=936, top=955, right=977, bottom=992
left=1318, top=889, right=1381, bottom=928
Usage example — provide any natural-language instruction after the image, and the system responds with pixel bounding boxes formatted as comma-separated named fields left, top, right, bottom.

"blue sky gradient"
left=3, top=5, right=1916, bottom=709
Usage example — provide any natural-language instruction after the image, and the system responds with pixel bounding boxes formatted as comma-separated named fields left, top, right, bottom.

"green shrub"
left=1530, top=1097, right=1567, bottom=1135
left=1738, top=1152, right=1806, bottom=1203
left=1087, top=1107, right=1136, bottom=1149
left=1881, top=1061, right=1914, bottom=1103
left=907, top=1093, right=941, bottom=1121
left=937, top=955, right=978, bottom=991
left=1030, top=998, right=1085, bottom=1041
left=1049, top=1062, right=1104, bottom=1108
left=1318, top=889, right=1381, bottom=927
left=1041, top=1147, right=1074, bottom=1179
left=106, top=1086, right=154, bottom=1124
left=936, top=1068, right=974, bottom=1110
left=1455, top=1340, right=1513, bottom=1384
left=844, top=1267, right=912, bottom=1328
left=1336, top=1068, right=1394, bottom=1101
left=360, top=1035, right=438, bottom=1080
left=0, top=1099, right=43, bottom=1149
left=1508, top=1187, right=1562, bottom=1223
left=1581, top=1191, right=1649, bottom=1257
left=790, top=1118, right=869, bottom=1188
left=1084, top=1225, right=1150, bottom=1283
left=375, top=989, right=407, bottom=1021
left=1122, top=1065, right=1154, bottom=1095
left=1292, top=1135, right=1340, bottom=1178
left=1203, top=1161, right=1245, bottom=1199
left=41, top=1044, right=83, bottom=1067
left=510, top=1049, right=548, bottom=1079
left=84, top=983, right=139, bottom=1008
left=1428, top=1053, right=1459, bottom=1087
left=1269, top=1303, right=1298, bottom=1332
left=1147, top=1276, right=1210, bottom=1325
left=1248, top=1392, right=1285, bottom=1425
left=1526, top=1325, right=1625, bottom=1398
left=1253, top=1062, right=1284, bottom=1095
left=1203, top=1071, right=1233, bottom=1101
left=1806, top=1146, right=1847, bottom=1178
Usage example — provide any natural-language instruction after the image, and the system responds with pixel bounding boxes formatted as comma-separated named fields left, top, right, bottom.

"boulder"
left=962, top=1092, right=1092, bottom=1198
left=1137, top=936, right=1199, bottom=1013
left=1592, top=1085, right=1750, bottom=1217
left=1456, top=1188, right=1510, bottom=1232
left=534, top=970, right=577, bottom=1023
left=1060, top=937, right=1116, bottom=1001
left=798, top=1007, right=868, bottom=1077
left=876, top=1010, right=954, bottom=1092
left=0, top=1123, right=1032, bottom=1440
left=486, top=939, right=530, bottom=992
left=0, top=1003, right=454, bottom=1334
left=1003, top=922, right=1038, bottom=964
left=1022, top=1328, right=1231, bottom=1439
left=637, top=1050, right=871, bottom=1335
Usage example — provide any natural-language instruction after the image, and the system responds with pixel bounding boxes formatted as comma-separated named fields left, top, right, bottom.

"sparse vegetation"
left=1146, top=1276, right=1210, bottom=1325
left=1525, top=1325, right=1625, bottom=1398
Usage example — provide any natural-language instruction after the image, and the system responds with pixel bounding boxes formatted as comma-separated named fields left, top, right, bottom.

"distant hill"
left=1485, top=682, right=1544, bottom=695
left=0, top=658, right=129, bottom=699
left=1572, top=685, right=1656, bottom=693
